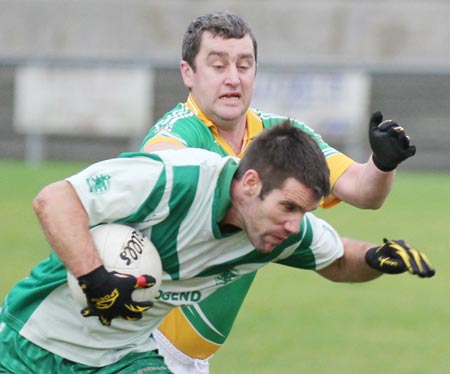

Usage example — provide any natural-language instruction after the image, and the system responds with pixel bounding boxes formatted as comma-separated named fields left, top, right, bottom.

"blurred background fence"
left=0, top=0, right=449, bottom=169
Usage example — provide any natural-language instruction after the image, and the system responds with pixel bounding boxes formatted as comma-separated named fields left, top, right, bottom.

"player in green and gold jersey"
left=140, top=11, right=417, bottom=373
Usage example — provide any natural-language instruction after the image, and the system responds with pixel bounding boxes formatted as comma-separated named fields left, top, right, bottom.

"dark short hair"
left=236, top=120, right=330, bottom=201
left=182, top=11, right=258, bottom=70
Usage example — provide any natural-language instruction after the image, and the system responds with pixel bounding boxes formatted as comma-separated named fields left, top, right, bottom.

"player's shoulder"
left=250, top=108, right=317, bottom=135
left=151, top=148, right=236, bottom=167
left=250, top=107, right=287, bottom=124
left=151, top=103, right=206, bottom=135
left=149, top=103, right=187, bottom=133
left=142, top=103, right=213, bottom=148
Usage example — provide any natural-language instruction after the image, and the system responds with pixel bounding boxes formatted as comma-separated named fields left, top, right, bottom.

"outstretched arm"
left=331, top=112, right=416, bottom=209
left=318, top=237, right=435, bottom=282
left=317, top=237, right=381, bottom=282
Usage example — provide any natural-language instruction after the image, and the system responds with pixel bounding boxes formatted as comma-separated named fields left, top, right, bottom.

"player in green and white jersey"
left=0, top=122, right=433, bottom=373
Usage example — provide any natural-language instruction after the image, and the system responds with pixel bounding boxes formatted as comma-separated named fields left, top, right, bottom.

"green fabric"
left=0, top=324, right=171, bottom=374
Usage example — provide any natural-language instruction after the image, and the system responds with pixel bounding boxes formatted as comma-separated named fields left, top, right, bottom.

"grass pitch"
left=0, top=159, right=449, bottom=373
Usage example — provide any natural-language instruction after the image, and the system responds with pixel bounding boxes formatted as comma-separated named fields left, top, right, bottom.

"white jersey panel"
left=66, top=157, right=165, bottom=227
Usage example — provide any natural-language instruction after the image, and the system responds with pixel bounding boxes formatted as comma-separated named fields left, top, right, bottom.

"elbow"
left=32, top=182, right=61, bottom=219
left=356, top=197, right=385, bottom=210
left=33, top=185, right=51, bottom=218
left=349, top=189, right=389, bottom=210
left=316, top=260, right=346, bottom=283
left=368, top=199, right=384, bottom=210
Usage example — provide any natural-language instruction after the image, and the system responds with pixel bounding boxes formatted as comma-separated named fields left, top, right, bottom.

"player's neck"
left=217, top=118, right=247, bottom=154
left=220, top=181, right=244, bottom=230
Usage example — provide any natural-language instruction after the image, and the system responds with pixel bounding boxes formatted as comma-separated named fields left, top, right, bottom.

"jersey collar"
left=185, top=94, right=264, bottom=157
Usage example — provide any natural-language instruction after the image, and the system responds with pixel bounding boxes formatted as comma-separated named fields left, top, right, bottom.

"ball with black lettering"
left=67, top=223, right=162, bottom=307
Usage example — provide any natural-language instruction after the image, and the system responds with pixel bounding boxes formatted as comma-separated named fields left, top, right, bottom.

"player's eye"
left=282, top=203, right=296, bottom=212
left=237, top=58, right=254, bottom=72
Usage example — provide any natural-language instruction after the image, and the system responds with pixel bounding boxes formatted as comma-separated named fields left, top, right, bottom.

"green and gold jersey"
left=141, top=94, right=355, bottom=209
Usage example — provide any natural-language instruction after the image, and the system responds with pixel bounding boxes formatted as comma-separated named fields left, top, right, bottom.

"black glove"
left=369, top=111, right=416, bottom=172
left=365, top=238, right=435, bottom=278
left=78, top=265, right=156, bottom=326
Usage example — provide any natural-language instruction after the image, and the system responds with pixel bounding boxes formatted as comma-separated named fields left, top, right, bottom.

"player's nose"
left=224, top=66, right=240, bottom=85
left=283, top=215, right=303, bottom=234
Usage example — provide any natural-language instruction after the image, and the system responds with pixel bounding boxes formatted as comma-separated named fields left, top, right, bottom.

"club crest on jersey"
left=153, top=124, right=173, bottom=134
left=86, top=174, right=111, bottom=194
left=215, top=269, right=239, bottom=286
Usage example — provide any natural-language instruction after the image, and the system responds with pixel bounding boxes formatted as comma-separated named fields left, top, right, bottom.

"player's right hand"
left=78, top=265, right=156, bottom=326
left=365, top=238, right=435, bottom=278
left=368, top=111, right=416, bottom=171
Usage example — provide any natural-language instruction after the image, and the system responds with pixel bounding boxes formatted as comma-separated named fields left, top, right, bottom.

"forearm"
left=317, top=237, right=381, bottom=282
left=332, top=158, right=395, bottom=209
left=33, top=180, right=101, bottom=277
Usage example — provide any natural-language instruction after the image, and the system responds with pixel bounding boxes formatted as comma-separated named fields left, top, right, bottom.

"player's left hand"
left=369, top=111, right=416, bottom=171
left=365, top=238, right=435, bottom=278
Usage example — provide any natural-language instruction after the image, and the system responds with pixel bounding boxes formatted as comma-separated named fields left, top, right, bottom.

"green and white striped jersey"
left=1, top=148, right=343, bottom=367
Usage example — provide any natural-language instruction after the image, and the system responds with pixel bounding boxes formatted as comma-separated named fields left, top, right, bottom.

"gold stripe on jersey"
left=143, top=135, right=185, bottom=150
left=320, top=153, right=355, bottom=208
left=157, top=308, right=220, bottom=359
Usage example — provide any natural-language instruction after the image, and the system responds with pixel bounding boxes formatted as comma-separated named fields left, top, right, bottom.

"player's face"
left=181, top=32, right=256, bottom=128
left=241, top=176, right=321, bottom=254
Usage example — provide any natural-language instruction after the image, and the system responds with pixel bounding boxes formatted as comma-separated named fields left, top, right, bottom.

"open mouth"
left=219, top=93, right=241, bottom=101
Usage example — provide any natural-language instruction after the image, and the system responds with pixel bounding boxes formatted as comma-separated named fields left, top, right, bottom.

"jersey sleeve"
left=321, top=153, right=355, bottom=208
left=66, top=156, right=165, bottom=227
left=140, top=103, right=213, bottom=151
left=275, top=213, right=344, bottom=270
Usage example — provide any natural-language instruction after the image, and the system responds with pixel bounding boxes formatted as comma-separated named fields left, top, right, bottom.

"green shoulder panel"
left=140, top=103, right=227, bottom=156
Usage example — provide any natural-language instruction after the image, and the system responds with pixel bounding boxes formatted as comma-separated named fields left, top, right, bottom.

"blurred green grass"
left=1, top=160, right=449, bottom=373
left=0, top=160, right=88, bottom=294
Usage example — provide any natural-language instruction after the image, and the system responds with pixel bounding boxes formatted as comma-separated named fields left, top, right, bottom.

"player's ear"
left=241, top=169, right=261, bottom=197
left=180, top=60, right=194, bottom=89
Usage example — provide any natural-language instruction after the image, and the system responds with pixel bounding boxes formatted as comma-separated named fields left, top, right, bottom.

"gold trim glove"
left=365, top=238, right=435, bottom=278
left=369, top=111, right=416, bottom=172
left=78, top=265, right=156, bottom=326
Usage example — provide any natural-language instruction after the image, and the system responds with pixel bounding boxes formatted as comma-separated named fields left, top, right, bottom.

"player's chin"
left=256, top=241, right=278, bottom=254
left=216, top=103, right=246, bottom=116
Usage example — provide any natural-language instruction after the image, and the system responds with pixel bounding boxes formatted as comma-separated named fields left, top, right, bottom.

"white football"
left=67, top=223, right=162, bottom=307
